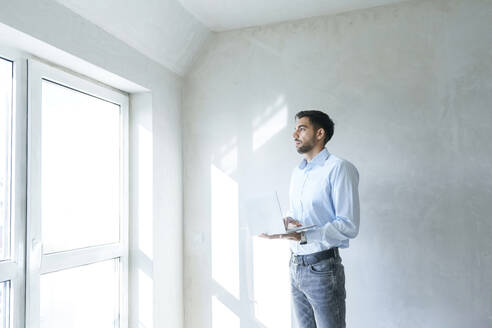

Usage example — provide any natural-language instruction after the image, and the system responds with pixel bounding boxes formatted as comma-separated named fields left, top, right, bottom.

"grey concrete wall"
left=183, top=0, right=492, bottom=327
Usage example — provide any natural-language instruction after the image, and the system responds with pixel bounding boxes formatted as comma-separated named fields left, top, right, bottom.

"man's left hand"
left=259, top=232, right=301, bottom=241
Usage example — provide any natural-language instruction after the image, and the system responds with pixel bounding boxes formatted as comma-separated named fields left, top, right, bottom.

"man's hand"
left=284, top=217, right=302, bottom=230
left=258, top=216, right=303, bottom=241
left=258, top=232, right=302, bottom=241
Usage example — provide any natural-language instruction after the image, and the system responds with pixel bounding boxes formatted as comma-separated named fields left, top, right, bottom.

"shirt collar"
left=298, top=148, right=330, bottom=169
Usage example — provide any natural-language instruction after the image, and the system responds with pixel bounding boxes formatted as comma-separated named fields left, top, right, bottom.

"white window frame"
left=26, top=59, right=129, bottom=328
left=0, top=46, right=27, bottom=328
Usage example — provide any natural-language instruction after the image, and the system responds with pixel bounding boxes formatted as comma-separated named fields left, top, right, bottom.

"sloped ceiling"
left=54, top=0, right=409, bottom=75
left=177, top=0, right=409, bottom=31
left=54, top=0, right=212, bottom=76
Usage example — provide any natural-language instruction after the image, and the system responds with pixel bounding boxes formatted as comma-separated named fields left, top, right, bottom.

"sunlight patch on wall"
left=252, top=236, right=291, bottom=328
left=211, top=165, right=240, bottom=299
left=137, top=269, right=153, bottom=328
left=212, top=296, right=240, bottom=328
left=252, top=96, right=288, bottom=151
left=214, top=137, right=237, bottom=175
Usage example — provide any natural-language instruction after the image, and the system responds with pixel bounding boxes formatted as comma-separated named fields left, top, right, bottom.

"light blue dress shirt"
left=288, top=148, right=360, bottom=255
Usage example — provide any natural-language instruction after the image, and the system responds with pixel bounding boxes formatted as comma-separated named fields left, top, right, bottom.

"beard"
left=296, top=138, right=316, bottom=154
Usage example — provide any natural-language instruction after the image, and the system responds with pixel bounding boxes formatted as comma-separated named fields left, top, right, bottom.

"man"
left=261, top=110, right=360, bottom=328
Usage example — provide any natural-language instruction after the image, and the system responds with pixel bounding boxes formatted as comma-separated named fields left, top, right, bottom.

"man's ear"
left=316, top=128, right=325, bottom=141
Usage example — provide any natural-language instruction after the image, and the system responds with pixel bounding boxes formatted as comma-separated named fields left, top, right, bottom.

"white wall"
left=183, top=0, right=492, bottom=327
left=0, top=0, right=184, bottom=327
left=130, top=92, right=154, bottom=328
left=53, top=0, right=212, bottom=75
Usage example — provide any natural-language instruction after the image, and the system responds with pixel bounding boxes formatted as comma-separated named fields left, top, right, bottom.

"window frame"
left=26, top=59, right=129, bottom=328
left=0, top=46, right=27, bottom=328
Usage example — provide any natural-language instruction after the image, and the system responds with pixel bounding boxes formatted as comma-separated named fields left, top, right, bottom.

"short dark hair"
left=295, top=110, right=335, bottom=145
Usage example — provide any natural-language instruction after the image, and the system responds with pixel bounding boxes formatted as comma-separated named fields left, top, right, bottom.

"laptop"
left=245, top=191, right=317, bottom=236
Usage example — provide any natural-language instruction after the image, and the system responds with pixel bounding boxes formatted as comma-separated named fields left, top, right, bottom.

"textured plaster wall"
left=183, top=0, right=492, bottom=327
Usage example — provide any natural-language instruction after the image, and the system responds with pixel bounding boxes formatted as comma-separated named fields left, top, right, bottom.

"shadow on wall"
left=208, top=95, right=293, bottom=328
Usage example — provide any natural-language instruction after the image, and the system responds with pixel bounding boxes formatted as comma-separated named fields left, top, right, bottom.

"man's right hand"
left=284, top=217, right=302, bottom=230
left=257, top=217, right=303, bottom=240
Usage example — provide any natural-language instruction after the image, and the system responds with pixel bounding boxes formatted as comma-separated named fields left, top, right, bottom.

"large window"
left=40, top=79, right=121, bottom=254
left=0, top=56, right=12, bottom=266
left=0, top=53, right=25, bottom=328
left=26, top=59, right=129, bottom=328
left=0, top=49, right=129, bottom=328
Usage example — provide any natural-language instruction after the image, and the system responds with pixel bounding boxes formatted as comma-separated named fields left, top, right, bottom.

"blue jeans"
left=290, top=251, right=346, bottom=328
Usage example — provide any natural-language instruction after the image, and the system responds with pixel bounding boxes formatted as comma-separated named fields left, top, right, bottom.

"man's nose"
left=292, top=130, right=298, bottom=139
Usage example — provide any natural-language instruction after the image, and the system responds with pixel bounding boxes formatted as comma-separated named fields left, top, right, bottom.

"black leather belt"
left=291, top=248, right=339, bottom=266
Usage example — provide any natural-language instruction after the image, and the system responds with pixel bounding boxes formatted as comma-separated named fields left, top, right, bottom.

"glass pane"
left=0, top=281, right=10, bottom=328
left=0, top=58, right=13, bottom=262
left=40, top=259, right=119, bottom=328
left=41, top=80, right=120, bottom=253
